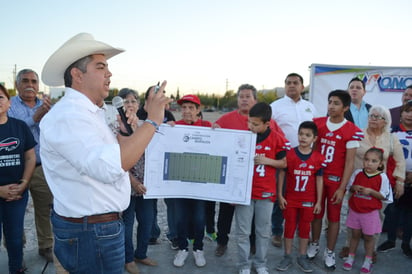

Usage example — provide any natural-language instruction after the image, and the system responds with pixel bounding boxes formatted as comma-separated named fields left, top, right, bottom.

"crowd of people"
left=0, top=32, right=411, bottom=274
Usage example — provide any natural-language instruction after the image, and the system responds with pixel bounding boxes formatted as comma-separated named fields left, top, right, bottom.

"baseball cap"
left=177, top=94, right=201, bottom=106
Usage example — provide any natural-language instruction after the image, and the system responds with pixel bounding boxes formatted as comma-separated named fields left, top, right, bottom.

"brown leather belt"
left=58, top=212, right=121, bottom=224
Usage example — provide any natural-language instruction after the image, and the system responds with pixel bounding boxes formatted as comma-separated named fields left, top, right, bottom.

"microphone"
left=112, top=96, right=133, bottom=135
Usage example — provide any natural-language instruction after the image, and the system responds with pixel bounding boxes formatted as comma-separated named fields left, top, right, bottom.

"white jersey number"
left=321, top=144, right=335, bottom=163
left=256, top=165, right=265, bottom=177
left=294, top=175, right=309, bottom=192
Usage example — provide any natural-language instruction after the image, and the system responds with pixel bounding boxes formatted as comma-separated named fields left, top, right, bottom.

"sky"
left=1, top=0, right=411, bottom=97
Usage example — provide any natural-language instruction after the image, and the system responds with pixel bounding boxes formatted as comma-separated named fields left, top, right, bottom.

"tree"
left=105, top=88, right=119, bottom=102
left=219, top=90, right=237, bottom=110
left=257, top=90, right=278, bottom=104
left=8, top=89, right=16, bottom=97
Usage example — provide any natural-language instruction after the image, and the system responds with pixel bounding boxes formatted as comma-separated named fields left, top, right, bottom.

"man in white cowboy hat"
left=39, top=33, right=171, bottom=273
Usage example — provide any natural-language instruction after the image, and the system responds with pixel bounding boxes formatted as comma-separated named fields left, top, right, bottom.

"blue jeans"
left=123, top=196, right=156, bottom=262
left=51, top=210, right=125, bottom=274
left=271, top=200, right=284, bottom=236
left=150, top=199, right=160, bottom=239
left=175, top=198, right=205, bottom=251
left=0, top=190, right=28, bottom=273
left=164, top=198, right=178, bottom=240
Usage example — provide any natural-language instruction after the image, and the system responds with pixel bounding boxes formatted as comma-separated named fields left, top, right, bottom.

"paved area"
left=1, top=198, right=412, bottom=273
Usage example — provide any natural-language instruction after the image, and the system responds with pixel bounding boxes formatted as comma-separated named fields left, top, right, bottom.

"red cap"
left=177, top=94, right=201, bottom=106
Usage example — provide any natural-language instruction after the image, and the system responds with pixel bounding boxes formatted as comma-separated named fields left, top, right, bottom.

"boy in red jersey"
left=276, top=121, right=326, bottom=273
left=235, top=102, right=289, bottom=274
left=307, top=90, right=363, bottom=269
left=213, top=84, right=284, bottom=257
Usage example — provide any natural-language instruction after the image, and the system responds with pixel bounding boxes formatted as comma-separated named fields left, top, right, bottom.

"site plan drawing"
left=144, top=124, right=256, bottom=205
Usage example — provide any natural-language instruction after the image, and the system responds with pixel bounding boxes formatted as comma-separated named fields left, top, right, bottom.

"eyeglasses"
left=368, top=114, right=385, bottom=120
left=124, top=100, right=139, bottom=105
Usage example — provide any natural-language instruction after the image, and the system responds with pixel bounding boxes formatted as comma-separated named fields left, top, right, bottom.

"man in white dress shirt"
left=39, top=33, right=171, bottom=274
left=269, top=73, right=317, bottom=247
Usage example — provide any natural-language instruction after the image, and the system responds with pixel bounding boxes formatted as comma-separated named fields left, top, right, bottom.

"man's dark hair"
left=285, top=73, right=304, bottom=85
left=406, top=84, right=412, bottom=90
left=64, top=55, right=93, bottom=87
left=249, top=102, right=272, bottom=123
left=348, top=77, right=365, bottom=90
left=328, top=89, right=351, bottom=107
left=237, top=84, right=257, bottom=100
left=299, top=121, right=318, bottom=136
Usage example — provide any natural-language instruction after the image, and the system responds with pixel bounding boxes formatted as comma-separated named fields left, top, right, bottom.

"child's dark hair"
left=298, top=121, right=318, bottom=136
left=365, top=147, right=384, bottom=171
left=328, top=89, right=351, bottom=107
left=249, top=102, right=272, bottom=123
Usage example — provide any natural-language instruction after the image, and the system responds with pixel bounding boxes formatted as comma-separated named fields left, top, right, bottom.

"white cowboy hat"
left=41, top=33, right=124, bottom=86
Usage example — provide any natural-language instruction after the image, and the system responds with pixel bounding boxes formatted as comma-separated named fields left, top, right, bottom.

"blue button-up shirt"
left=350, top=101, right=369, bottom=129
left=8, top=96, right=42, bottom=165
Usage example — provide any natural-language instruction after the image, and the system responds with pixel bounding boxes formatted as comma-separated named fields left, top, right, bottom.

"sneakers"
left=215, top=244, right=227, bottom=257
left=277, top=255, right=292, bottom=271
left=169, top=238, right=179, bottom=250
left=256, top=267, right=269, bottom=274
left=377, top=240, right=395, bottom=252
left=205, top=232, right=217, bottom=241
left=401, top=243, right=412, bottom=258
left=173, top=249, right=189, bottom=267
left=193, top=249, right=206, bottom=267
left=323, top=249, right=336, bottom=269
left=271, top=235, right=282, bottom=248
left=342, top=255, right=354, bottom=271
left=239, top=269, right=251, bottom=274
left=307, top=242, right=320, bottom=259
left=297, top=255, right=313, bottom=273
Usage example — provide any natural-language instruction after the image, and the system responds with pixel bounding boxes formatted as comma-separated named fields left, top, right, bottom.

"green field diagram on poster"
left=163, top=152, right=227, bottom=184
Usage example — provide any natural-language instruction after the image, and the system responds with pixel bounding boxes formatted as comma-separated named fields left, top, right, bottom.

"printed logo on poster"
left=356, top=72, right=412, bottom=92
